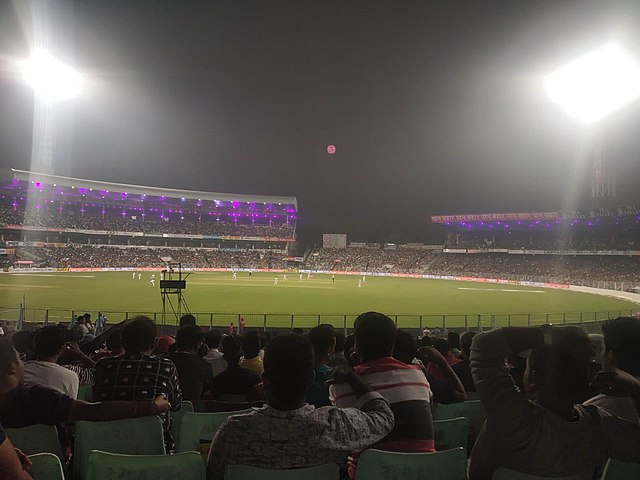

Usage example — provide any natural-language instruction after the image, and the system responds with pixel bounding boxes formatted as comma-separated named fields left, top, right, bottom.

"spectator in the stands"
left=393, top=329, right=466, bottom=404
left=0, top=421, right=32, bottom=480
left=168, top=325, right=214, bottom=405
left=92, top=331, right=125, bottom=362
left=154, top=335, right=175, bottom=355
left=239, top=331, right=264, bottom=376
left=203, top=329, right=227, bottom=377
left=10, top=331, right=34, bottom=361
left=180, top=314, right=197, bottom=327
left=328, top=331, right=348, bottom=367
left=584, top=317, right=640, bottom=424
left=22, top=325, right=80, bottom=398
left=0, top=338, right=169, bottom=431
left=426, top=337, right=461, bottom=380
left=306, top=324, right=336, bottom=407
left=469, top=325, right=640, bottom=479
left=447, top=331, right=462, bottom=356
left=93, top=316, right=182, bottom=450
left=451, top=331, right=477, bottom=392
left=206, top=334, right=394, bottom=480
left=210, top=335, right=261, bottom=402
left=330, top=312, right=435, bottom=478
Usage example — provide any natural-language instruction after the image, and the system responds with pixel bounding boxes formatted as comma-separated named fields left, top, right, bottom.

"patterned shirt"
left=93, top=353, right=182, bottom=449
left=64, top=364, right=94, bottom=386
left=206, top=392, right=394, bottom=480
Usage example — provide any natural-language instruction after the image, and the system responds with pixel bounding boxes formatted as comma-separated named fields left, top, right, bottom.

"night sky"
left=1, top=1, right=639, bottom=245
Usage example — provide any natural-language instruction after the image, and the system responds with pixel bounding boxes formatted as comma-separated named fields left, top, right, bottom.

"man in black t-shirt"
left=210, top=336, right=261, bottom=402
left=93, top=316, right=182, bottom=450
left=168, top=325, right=214, bottom=405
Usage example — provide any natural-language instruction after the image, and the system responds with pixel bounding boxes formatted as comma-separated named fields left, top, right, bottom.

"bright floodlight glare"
left=544, top=43, right=640, bottom=124
left=21, top=49, right=83, bottom=102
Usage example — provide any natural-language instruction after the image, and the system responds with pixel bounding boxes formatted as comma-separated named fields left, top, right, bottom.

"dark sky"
left=1, top=1, right=639, bottom=244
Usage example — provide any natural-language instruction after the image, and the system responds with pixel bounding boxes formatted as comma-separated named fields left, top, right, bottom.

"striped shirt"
left=330, top=357, right=434, bottom=451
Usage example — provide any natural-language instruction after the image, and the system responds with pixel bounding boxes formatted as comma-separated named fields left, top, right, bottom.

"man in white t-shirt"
left=584, top=316, right=640, bottom=424
left=23, top=325, right=79, bottom=399
left=203, top=329, right=227, bottom=377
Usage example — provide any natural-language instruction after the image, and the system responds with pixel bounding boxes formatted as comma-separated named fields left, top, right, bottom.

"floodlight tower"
left=544, top=43, right=640, bottom=208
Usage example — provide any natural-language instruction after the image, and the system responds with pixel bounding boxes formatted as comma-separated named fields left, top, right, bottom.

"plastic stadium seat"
left=73, top=416, right=165, bottom=480
left=5, top=424, right=65, bottom=467
left=77, top=385, right=93, bottom=402
left=170, top=400, right=194, bottom=447
left=85, top=450, right=205, bottom=480
left=28, top=452, right=65, bottom=480
left=601, top=458, right=640, bottom=480
left=465, top=391, right=481, bottom=401
left=433, top=417, right=468, bottom=451
left=175, top=411, right=252, bottom=454
left=203, top=400, right=265, bottom=412
left=492, top=467, right=587, bottom=480
left=432, top=400, right=486, bottom=451
left=225, top=463, right=340, bottom=480
left=354, top=447, right=467, bottom=480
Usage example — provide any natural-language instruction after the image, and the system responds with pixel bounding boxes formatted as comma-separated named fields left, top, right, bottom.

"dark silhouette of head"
left=122, top=316, right=157, bottom=354
left=205, top=329, right=222, bottom=349
left=176, top=325, right=204, bottom=353
left=221, top=335, right=242, bottom=365
left=353, top=312, right=396, bottom=363
left=460, top=331, right=477, bottom=360
left=393, top=330, right=417, bottom=365
left=33, top=325, right=70, bottom=360
left=179, top=314, right=197, bottom=327
left=601, top=317, right=640, bottom=375
left=433, top=338, right=449, bottom=357
left=447, top=331, right=461, bottom=350
left=308, top=324, right=336, bottom=362
left=263, top=334, right=314, bottom=410
left=525, top=346, right=592, bottom=405
left=241, top=331, right=261, bottom=360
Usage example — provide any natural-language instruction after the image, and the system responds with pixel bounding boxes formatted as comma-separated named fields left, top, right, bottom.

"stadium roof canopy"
left=0, top=168, right=298, bottom=211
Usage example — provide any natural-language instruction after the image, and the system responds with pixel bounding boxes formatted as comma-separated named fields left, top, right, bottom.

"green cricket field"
left=0, top=271, right=637, bottom=329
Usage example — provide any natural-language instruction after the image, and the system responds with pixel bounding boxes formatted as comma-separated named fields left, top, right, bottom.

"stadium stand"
left=0, top=168, right=297, bottom=245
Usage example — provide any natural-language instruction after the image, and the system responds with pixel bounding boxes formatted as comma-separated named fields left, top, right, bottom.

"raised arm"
left=66, top=395, right=170, bottom=422
left=418, top=346, right=467, bottom=403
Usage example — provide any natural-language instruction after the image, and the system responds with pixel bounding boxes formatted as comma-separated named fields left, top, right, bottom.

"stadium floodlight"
left=544, top=43, right=640, bottom=124
left=21, top=49, right=83, bottom=103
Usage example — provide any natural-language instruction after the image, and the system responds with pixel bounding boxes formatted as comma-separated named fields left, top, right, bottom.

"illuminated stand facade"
left=0, top=169, right=298, bottom=270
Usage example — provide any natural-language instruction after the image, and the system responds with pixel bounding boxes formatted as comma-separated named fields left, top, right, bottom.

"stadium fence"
left=1, top=305, right=634, bottom=335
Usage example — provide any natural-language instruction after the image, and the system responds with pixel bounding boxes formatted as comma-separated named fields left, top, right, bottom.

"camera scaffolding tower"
left=159, top=262, right=191, bottom=325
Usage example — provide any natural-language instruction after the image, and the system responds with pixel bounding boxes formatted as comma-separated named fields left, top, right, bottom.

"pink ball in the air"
left=326, top=144, right=336, bottom=154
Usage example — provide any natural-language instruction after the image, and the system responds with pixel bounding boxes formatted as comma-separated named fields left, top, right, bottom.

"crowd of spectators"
left=445, top=230, right=639, bottom=251
left=0, top=203, right=295, bottom=238
left=307, top=247, right=640, bottom=288
left=2, top=312, right=640, bottom=479
left=8, top=243, right=640, bottom=288
left=13, top=245, right=288, bottom=270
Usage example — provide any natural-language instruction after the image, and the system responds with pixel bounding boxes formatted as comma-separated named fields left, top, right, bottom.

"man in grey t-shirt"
left=584, top=317, right=640, bottom=425
left=469, top=326, right=640, bottom=480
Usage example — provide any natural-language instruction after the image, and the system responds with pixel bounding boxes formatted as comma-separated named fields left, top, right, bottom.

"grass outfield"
left=1, top=271, right=638, bottom=329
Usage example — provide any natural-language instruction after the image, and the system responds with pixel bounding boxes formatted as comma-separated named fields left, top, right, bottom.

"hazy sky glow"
left=1, top=1, right=639, bottom=243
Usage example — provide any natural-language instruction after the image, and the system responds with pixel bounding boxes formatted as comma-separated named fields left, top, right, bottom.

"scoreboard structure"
left=323, top=233, right=347, bottom=249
